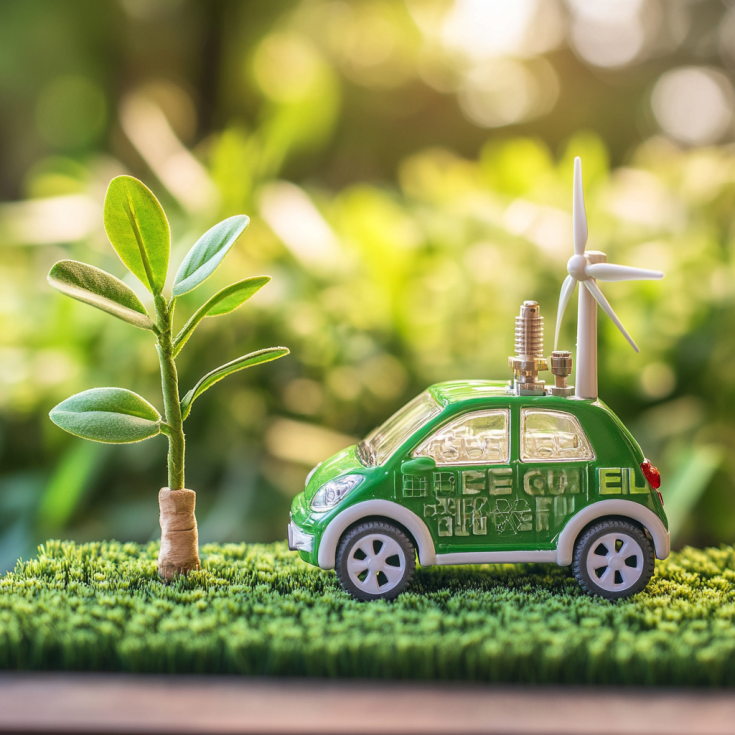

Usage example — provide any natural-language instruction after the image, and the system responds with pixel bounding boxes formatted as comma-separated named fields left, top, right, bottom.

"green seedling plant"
left=47, top=176, right=289, bottom=579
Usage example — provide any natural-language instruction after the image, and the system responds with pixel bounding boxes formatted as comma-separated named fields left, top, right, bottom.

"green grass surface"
left=2, top=540, right=735, bottom=685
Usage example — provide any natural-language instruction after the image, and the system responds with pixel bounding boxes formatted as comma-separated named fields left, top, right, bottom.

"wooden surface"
left=0, top=673, right=734, bottom=735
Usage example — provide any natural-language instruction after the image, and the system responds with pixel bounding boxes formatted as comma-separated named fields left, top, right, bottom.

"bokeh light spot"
left=640, top=362, right=676, bottom=400
left=458, top=59, right=558, bottom=128
left=328, top=2, right=412, bottom=89
left=283, top=378, right=325, bottom=416
left=571, top=16, right=645, bottom=68
left=651, top=67, right=734, bottom=146
left=252, top=33, right=323, bottom=103
left=441, top=0, right=562, bottom=60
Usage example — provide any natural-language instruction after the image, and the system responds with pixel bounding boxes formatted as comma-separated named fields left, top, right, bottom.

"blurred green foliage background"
left=2, top=0, right=735, bottom=570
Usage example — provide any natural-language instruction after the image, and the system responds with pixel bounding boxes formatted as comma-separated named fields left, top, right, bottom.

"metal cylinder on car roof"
left=549, top=350, right=574, bottom=397
left=514, top=301, right=544, bottom=357
left=508, top=300, right=547, bottom=396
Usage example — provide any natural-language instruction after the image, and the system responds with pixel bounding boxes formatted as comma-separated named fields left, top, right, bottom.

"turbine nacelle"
left=567, top=253, right=589, bottom=281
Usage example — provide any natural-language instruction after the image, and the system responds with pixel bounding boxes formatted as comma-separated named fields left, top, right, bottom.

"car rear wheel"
left=335, top=521, right=415, bottom=601
left=572, top=519, right=655, bottom=600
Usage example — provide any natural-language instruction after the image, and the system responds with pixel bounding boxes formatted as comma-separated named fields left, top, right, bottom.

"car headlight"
left=311, top=475, right=363, bottom=511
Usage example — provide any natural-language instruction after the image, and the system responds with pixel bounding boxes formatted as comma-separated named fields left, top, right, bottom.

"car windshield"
left=359, top=391, right=442, bottom=466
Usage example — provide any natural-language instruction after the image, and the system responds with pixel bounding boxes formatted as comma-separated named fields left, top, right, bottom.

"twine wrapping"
left=157, top=488, right=200, bottom=580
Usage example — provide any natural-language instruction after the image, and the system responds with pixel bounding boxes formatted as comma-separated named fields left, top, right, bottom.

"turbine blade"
left=583, top=279, right=639, bottom=353
left=554, top=275, right=577, bottom=351
left=585, top=263, right=664, bottom=282
left=573, top=157, right=588, bottom=256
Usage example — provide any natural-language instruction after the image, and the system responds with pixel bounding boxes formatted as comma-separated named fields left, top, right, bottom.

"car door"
left=518, top=407, right=593, bottom=546
left=403, top=407, right=533, bottom=553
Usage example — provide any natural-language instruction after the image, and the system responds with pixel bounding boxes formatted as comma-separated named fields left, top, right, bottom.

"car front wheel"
left=335, top=521, right=415, bottom=601
left=572, top=519, right=655, bottom=599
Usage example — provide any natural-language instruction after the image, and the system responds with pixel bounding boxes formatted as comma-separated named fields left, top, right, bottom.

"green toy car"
left=288, top=157, right=667, bottom=601
left=288, top=380, right=667, bottom=601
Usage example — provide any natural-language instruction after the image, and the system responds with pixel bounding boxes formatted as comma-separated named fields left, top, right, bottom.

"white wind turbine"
left=554, top=157, right=664, bottom=400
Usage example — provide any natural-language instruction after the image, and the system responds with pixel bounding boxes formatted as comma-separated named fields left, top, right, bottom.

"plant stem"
left=154, top=295, right=185, bottom=490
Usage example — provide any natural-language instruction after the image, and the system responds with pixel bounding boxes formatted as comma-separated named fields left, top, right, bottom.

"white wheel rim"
left=346, top=533, right=406, bottom=595
left=586, top=532, right=644, bottom=592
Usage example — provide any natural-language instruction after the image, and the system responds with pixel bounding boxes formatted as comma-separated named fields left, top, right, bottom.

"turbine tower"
left=554, top=158, right=664, bottom=400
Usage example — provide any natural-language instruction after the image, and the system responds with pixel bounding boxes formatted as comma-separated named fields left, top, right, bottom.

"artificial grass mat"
left=2, top=540, right=735, bottom=685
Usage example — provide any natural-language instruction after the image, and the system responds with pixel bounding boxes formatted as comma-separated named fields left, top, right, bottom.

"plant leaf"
left=103, top=176, right=170, bottom=294
left=181, top=347, right=289, bottom=420
left=172, top=215, right=250, bottom=297
left=173, top=276, right=270, bottom=355
left=48, top=260, right=155, bottom=331
left=50, top=387, right=162, bottom=444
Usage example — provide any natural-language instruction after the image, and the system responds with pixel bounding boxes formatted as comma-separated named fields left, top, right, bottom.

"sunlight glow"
left=567, top=0, right=649, bottom=68
left=441, top=0, right=563, bottom=60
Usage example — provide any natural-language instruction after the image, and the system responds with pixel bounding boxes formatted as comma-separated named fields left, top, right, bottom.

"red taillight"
left=641, top=459, right=661, bottom=489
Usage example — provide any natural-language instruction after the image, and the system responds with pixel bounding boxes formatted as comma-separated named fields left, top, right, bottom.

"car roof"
left=428, top=380, right=513, bottom=406
left=428, top=380, right=596, bottom=412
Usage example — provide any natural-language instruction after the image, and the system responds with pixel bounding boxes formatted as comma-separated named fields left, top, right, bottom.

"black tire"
left=572, top=519, right=655, bottom=600
left=335, top=521, right=416, bottom=601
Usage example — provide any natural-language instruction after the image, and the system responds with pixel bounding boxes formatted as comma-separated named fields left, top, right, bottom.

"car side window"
left=521, top=409, right=594, bottom=461
left=413, top=409, right=510, bottom=466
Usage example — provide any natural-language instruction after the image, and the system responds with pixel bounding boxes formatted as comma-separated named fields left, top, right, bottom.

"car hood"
left=303, top=444, right=365, bottom=501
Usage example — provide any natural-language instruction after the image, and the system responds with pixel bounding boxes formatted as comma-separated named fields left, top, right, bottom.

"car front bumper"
left=288, top=516, right=315, bottom=553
